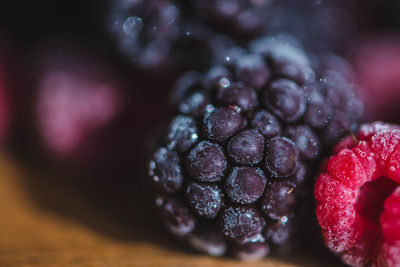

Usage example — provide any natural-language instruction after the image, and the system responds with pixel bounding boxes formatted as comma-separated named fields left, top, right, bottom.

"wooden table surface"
left=0, top=152, right=345, bottom=267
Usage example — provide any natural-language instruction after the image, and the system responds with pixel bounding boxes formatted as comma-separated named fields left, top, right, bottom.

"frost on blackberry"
left=186, top=141, right=227, bottom=182
left=228, top=130, right=264, bottom=165
left=167, top=115, right=198, bottom=153
left=185, top=182, right=222, bottom=218
left=149, top=33, right=363, bottom=259
left=219, top=205, right=266, bottom=244
left=225, top=167, right=266, bottom=204
left=148, top=148, right=183, bottom=193
left=203, top=107, right=247, bottom=142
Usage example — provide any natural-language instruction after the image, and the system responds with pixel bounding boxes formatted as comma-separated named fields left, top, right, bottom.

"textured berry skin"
left=315, top=122, right=400, bottom=266
left=149, top=34, right=362, bottom=260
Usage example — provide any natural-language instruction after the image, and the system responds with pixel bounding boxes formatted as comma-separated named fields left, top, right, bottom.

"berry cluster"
left=149, top=34, right=362, bottom=260
left=315, top=122, right=400, bottom=266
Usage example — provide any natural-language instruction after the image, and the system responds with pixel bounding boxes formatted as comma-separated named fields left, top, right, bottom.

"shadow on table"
left=11, top=147, right=345, bottom=267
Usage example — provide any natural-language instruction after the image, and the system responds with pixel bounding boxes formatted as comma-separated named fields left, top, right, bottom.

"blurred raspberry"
left=350, top=35, right=400, bottom=123
left=32, top=40, right=128, bottom=165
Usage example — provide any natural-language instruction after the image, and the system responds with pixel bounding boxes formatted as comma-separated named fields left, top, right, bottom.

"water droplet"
left=218, top=77, right=230, bottom=88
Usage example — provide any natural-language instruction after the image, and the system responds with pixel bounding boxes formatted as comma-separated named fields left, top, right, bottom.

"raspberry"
left=314, top=122, right=400, bottom=266
left=351, top=36, right=400, bottom=123
left=149, top=34, right=362, bottom=260
left=34, top=43, right=125, bottom=164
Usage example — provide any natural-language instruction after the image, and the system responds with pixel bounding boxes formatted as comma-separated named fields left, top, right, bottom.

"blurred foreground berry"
left=148, top=34, right=363, bottom=260
left=315, top=122, right=400, bottom=266
left=32, top=41, right=128, bottom=166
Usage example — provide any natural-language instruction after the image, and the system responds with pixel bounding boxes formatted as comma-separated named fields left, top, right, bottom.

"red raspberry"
left=315, top=122, right=400, bottom=266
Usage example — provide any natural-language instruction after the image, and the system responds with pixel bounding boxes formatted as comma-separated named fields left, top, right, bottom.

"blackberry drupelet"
left=181, top=0, right=273, bottom=39
left=149, top=34, right=363, bottom=260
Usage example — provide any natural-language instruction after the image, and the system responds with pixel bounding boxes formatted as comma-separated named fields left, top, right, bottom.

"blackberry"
left=149, top=34, right=363, bottom=260
left=107, top=0, right=216, bottom=72
left=108, top=0, right=181, bottom=70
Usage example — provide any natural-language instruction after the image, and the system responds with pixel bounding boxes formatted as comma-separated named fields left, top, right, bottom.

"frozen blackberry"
left=107, top=0, right=217, bottom=72
left=149, top=33, right=363, bottom=260
left=107, top=0, right=180, bottom=70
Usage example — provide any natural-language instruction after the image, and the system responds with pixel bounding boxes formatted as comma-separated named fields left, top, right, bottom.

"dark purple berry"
left=322, top=110, right=351, bottom=145
left=263, top=79, right=306, bottom=123
left=232, top=241, right=270, bottom=261
left=290, top=162, right=307, bottom=188
left=250, top=110, right=281, bottom=138
left=156, top=196, right=196, bottom=237
left=285, top=125, right=321, bottom=160
left=250, top=36, right=314, bottom=83
left=203, top=107, right=246, bottom=143
left=167, top=115, right=198, bottom=153
left=225, top=167, right=266, bottom=204
left=219, top=205, right=266, bottom=244
left=185, top=182, right=223, bottom=219
left=149, top=148, right=183, bottom=193
left=259, top=181, right=296, bottom=220
left=265, top=137, right=299, bottom=178
left=235, top=54, right=271, bottom=90
left=304, top=83, right=332, bottom=129
left=186, top=141, right=227, bottom=182
left=228, top=130, right=264, bottom=165
left=216, top=83, right=258, bottom=112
